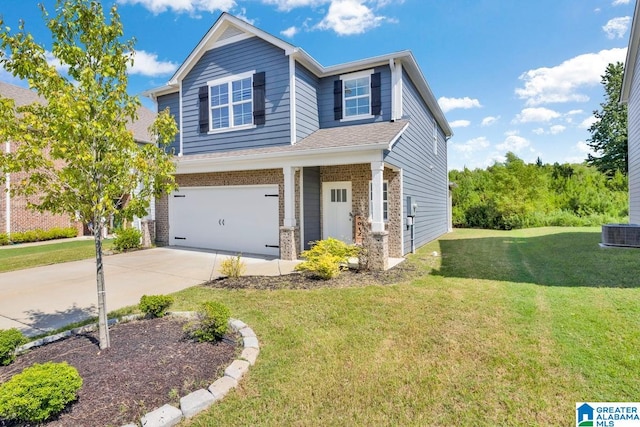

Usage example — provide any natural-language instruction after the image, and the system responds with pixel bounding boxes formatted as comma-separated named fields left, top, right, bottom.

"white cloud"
left=117, top=0, right=235, bottom=14
left=515, top=48, right=627, bottom=106
left=497, top=134, right=530, bottom=153
left=565, top=140, right=596, bottom=163
left=481, top=115, right=499, bottom=127
left=129, top=50, right=178, bottom=76
left=438, top=96, right=482, bottom=113
left=550, top=125, right=566, bottom=134
left=451, top=136, right=490, bottom=153
left=281, top=26, right=299, bottom=38
left=316, top=0, right=387, bottom=35
left=234, top=7, right=255, bottom=24
left=44, top=50, right=69, bottom=73
left=579, top=116, right=599, bottom=129
left=613, top=0, right=630, bottom=5
left=567, top=109, right=583, bottom=115
left=450, top=119, right=471, bottom=128
left=262, top=0, right=327, bottom=11
left=532, top=128, right=545, bottom=135
left=514, top=107, right=561, bottom=123
left=603, top=16, right=631, bottom=39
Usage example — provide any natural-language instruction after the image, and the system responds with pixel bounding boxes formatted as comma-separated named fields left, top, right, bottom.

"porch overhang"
left=174, top=120, right=409, bottom=174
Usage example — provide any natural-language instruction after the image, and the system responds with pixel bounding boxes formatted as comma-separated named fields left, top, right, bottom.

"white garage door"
left=168, top=185, right=280, bottom=257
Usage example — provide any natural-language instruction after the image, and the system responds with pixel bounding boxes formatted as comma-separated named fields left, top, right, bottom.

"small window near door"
left=331, top=188, right=348, bottom=202
left=369, top=181, right=388, bottom=221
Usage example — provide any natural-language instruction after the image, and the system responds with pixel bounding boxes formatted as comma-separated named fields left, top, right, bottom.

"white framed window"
left=433, top=118, right=438, bottom=156
left=369, top=180, right=389, bottom=222
left=341, top=69, right=374, bottom=120
left=208, top=71, right=255, bottom=132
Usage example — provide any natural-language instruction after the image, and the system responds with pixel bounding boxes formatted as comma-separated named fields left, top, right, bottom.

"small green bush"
left=295, top=237, right=360, bottom=279
left=139, top=294, right=174, bottom=318
left=185, top=301, right=231, bottom=342
left=113, top=227, right=142, bottom=252
left=220, top=254, right=246, bottom=278
left=0, top=233, right=9, bottom=246
left=0, top=329, right=27, bottom=366
left=0, top=362, right=83, bottom=423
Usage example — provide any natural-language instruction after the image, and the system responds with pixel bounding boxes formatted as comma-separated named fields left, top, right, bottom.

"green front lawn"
left=167, top=227, right=640, bottom=426
left=0, top=239, right=113, bottom=273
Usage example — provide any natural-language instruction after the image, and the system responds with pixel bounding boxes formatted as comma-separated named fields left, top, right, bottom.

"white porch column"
left=283, top=166, right=297, bottom=228
left=370, top=161, right=385, bottom=232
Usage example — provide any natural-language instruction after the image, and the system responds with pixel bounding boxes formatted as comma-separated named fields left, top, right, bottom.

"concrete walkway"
left=0, top=247, right=300, bottom=336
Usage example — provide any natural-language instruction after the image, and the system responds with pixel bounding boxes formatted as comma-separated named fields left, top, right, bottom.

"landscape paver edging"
left=14, top=313, right=259, bottom=427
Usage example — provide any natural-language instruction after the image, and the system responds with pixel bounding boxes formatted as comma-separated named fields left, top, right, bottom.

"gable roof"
left=621, top=0, right=640, bottom=104
left=0, top=82, right=156, bottom=143
left=144, top=13, right=452, bottom=137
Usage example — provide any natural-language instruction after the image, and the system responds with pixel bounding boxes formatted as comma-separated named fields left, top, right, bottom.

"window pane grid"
left=344, top=76, right=370, bottom=117
left=209, top=76, right=253, bottom=130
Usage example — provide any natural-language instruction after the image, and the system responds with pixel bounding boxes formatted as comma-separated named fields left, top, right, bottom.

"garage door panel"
left=169, top=185, right=279, bottom=256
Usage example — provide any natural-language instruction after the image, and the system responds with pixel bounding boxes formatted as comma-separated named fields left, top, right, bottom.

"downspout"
left=4, top=141, right=10, bottom=236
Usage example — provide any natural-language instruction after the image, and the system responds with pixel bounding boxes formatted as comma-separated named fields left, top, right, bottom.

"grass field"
left=0, top=239, right=113, bottom=273
left=164, top=227, right=640, bottom=426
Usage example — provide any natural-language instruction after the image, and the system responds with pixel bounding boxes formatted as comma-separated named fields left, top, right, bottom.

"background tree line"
left=449, top=152, right=628, bottom=230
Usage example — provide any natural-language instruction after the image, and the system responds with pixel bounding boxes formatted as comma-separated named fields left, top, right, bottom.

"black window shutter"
left=371, top=72, right=382, bottom=116
left=198, top=86, right=209, bottom=133
left=333, top=79, right=342, bottom=120
left=253, top=71, right=266, bottom=125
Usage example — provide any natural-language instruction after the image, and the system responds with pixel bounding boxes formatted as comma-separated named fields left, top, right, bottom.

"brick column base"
left=279, top=226, right=299, bottom=260
left=141, top=220, right=156, bottom=248
left=367, top=230, right=389, bottom=271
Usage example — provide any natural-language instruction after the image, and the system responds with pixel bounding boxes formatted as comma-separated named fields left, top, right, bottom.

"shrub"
left=0, top=233, right=9, bottom=246
left=139, top=294, right=174, bottom=318
left=295, top=237, right=360, bottom=279
left=0, top=362, right=82, bottom=423
left=185, top=301, right=231, bottom=342
left=8, top=227, right=77, bottom=244
left=0, top=329, right=27, bottom=366
left=113, top=227, right=142, bottom=252
left=220, top=254, right=246, bottom=278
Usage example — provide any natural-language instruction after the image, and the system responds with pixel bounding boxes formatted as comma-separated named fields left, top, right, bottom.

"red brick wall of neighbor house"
left=2, top=140, right=83, bottom=235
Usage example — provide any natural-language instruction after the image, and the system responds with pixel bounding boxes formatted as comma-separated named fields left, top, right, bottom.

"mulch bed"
left=0, top=317, right=237, bottom=427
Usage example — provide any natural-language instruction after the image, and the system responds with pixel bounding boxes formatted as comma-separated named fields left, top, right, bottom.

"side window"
left=369, top=181, right=389, bottom=221
left=433, top=118, right=438, bottom=156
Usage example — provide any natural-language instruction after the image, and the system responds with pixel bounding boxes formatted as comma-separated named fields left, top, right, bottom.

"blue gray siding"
left=384, top=69, right=448, bottom=254
left=295, top=63, right=320, bottom=141
left=630, top=45, right=640, bottom=224
left=157, top=92, right=180, bottom=155
left=181, top=37, right=291, bottom=154
left=317, top=65, right=392, bottom=129
left=303, top=166, right=321, bottom=249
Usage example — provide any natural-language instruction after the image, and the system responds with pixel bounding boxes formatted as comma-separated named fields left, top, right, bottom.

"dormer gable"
left=168, top=12, right=296, bottom=87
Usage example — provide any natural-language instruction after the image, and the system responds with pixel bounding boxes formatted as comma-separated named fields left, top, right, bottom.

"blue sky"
left=0, top=0, right=636, bottom=170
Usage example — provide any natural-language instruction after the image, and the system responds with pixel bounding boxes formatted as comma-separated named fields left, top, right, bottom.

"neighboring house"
left=145, top=13, right=452, bottom=270
left=0, top=81, right=156, bottom=237
left=622, top=0, right=640, bottom=225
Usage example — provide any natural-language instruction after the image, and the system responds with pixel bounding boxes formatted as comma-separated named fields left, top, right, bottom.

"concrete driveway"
left=0, top=247, right=299, bottom=336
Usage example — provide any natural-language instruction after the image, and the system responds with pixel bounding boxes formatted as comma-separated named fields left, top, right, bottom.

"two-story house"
left=145, top=13, right=452, bottom=270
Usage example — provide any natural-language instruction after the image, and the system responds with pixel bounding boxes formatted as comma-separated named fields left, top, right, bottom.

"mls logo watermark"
left=577, top=402, right=640, bottom=426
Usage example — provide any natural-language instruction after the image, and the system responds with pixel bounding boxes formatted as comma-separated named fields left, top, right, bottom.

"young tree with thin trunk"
left=0, top=1, right=177, bottom=349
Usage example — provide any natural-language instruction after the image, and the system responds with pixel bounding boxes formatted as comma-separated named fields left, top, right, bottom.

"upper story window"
left=198, top=71, right=266, bottom=134
left=334, top=69, right=381, bottom=122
